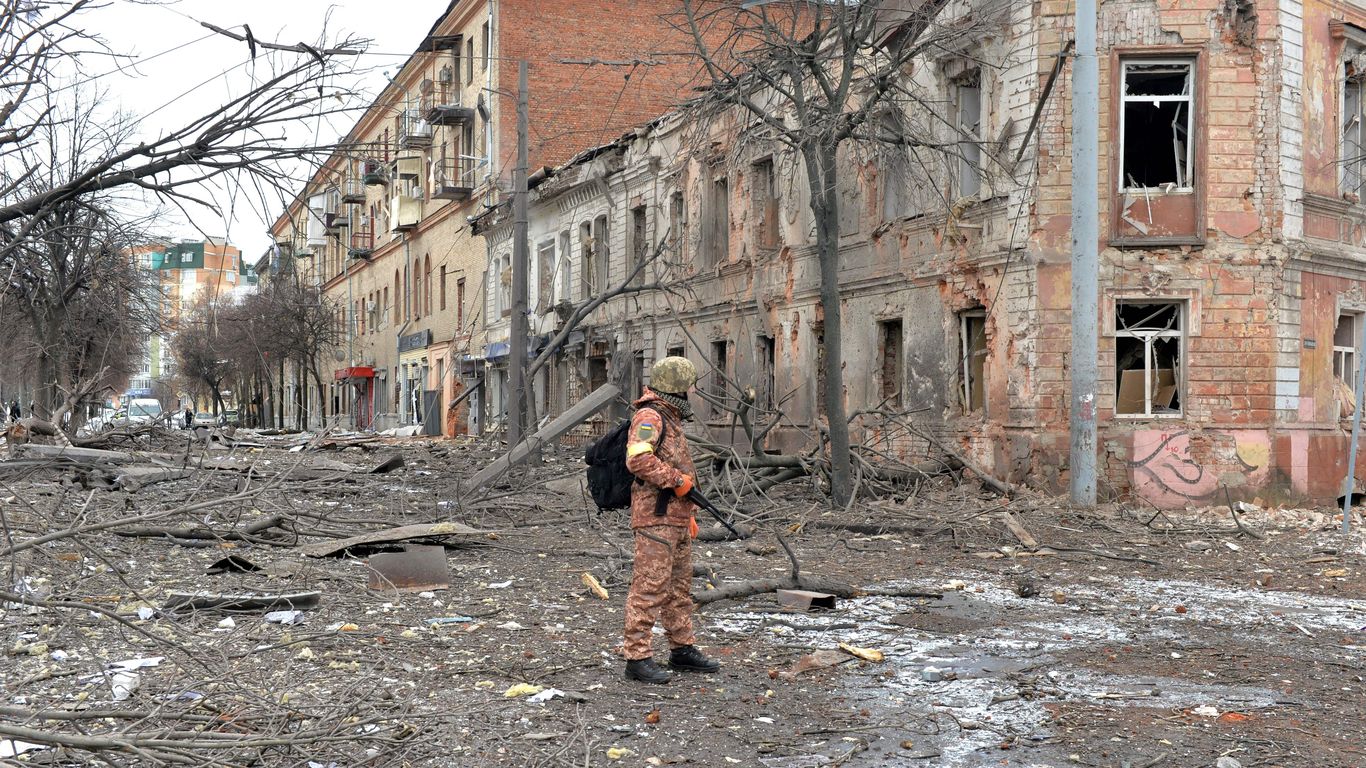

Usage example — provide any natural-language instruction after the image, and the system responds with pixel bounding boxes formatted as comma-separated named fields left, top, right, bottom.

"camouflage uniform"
left=622, top=388, right=698, bottom=660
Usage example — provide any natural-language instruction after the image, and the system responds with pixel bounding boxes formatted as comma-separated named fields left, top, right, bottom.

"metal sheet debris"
left=163, top=590, right=321, bottom=613
left=777, top=589, right=837, bottom=610
left=366, top=544, right=451, bottom=592
left=299, top=522, right=487, bottom=558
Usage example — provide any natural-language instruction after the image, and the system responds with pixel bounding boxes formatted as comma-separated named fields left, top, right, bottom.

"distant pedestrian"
left=9, top=400, right=19, bottom=422
left=183, top=407, right=193, bottom=429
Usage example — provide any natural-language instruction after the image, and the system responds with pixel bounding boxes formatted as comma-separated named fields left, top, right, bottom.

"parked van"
left=126, top=398, right=163, bottom=424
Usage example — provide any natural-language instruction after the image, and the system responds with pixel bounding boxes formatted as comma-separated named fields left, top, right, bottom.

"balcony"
left=341, top=177, right=365, bottom=204
left=324, top=211, right=347, bottom=234
left=421, top=81, right=475, bottom=126
left=431, top=155, right=477, bottom=201
left=362, top=159, right=388, bottom=186
left=390, top=193, right=420, bottom=232
left=348, top=228, right=374, bottom=259
left=398, top=109, right=432, bottom=148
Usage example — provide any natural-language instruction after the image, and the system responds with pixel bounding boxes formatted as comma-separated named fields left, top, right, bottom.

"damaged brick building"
left=478, top=0, right=1366, bottom=508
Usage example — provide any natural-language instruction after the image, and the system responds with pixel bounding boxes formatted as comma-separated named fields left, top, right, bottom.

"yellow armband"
left=626, top=441, right=654, bottom=458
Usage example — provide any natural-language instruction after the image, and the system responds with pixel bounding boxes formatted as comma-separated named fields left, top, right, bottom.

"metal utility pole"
left=1069, top=0, right=1099, bottom=507
left=508, top=61, right=530, bottom=449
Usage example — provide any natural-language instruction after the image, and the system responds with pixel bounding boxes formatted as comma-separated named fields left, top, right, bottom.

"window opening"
left=1344, top=61, right=1365, bottom=197
left=1334, top=312, right=1361, bottom=395
left=757, top=334, right=776, bottom=411
left=1115, top=301, right=1183, bottom=416
left=593, top=214, right=610, bottom=290
left=668, top=190, right=685, bottom=246
left=456, top=278, right=465, bottom=329
left=878, top=319, right=903, bottom=408
left=666, top=344, right=685, bottom=359
left=1120, top=61, right=1194, bottom=191
left=954, top=73, right=982, bottom=199
left=536, top=240, right=555, bottom=313
left=710, top=340, right=728, bottom=408
left=579, top=221, right=594, bottom=299
left=588, top=356, right=608, bottom=393
left=752, top=157, right=778, bottom=249
left=630, top=205, right=648, bottom=280
left=959, top=310, right=987, bottom=412
left=708, top=176, right=729, bottom=266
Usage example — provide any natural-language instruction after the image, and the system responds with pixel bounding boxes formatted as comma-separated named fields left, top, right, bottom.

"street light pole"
left=509, top=61, right=530, bottom=449
left=1069, top=0, right=1099, bottom=507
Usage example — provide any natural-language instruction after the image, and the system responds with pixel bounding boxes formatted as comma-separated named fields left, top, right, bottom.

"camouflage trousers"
left=623, top=524, right=696, bottom=660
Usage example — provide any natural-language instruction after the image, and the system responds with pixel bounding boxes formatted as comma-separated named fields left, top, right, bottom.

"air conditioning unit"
left=438, top=66, right=453, bottom=84
left=366, top=299, right=376, bottom=312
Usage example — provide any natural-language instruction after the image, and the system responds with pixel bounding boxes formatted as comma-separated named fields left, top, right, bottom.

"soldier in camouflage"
left=621, top=356, right=721, bottom=684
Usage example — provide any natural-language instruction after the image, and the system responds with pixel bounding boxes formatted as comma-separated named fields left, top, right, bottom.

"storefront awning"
left=334, top=366, right=376, bottom=381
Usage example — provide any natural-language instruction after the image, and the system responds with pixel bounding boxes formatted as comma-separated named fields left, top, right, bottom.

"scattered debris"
left=776, top=589, right=837, bottom=611
left=581, top=572, right=610, bottom=600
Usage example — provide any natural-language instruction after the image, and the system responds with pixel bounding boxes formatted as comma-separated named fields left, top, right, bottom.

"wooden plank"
left=12, top=444, right=134, bottom=463
left=465, top=383, right=620, bottom=494
left=1000, top=510, right=1038, bottom=549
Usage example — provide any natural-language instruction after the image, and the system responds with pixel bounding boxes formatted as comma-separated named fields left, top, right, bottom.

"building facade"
left=479, top=1, right=1366, bottom=507
left=269, top=0, right=708, bottom=434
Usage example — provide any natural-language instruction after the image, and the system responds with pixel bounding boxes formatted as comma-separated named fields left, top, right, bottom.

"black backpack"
left=584, top=415, right=666, bottom=510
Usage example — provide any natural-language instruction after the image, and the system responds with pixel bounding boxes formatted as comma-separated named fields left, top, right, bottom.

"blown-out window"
left=1120, top=61, right=1194, bottom=192
left=1115, top=301, right=1184, bottom=417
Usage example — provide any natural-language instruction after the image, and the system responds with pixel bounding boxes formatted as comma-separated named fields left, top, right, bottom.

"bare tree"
left=674, top=0, right=1004, bottom=505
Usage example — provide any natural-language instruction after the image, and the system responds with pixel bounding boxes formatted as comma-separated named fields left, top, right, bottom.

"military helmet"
left=650, top=356, right=697, bottom=395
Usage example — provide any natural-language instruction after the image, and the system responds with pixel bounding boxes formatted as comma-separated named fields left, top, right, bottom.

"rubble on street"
left=0, top=429, right=1361, bottom=766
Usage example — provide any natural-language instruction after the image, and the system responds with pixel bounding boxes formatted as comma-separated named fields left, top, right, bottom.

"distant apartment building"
left=127, top=239, right=255, bottom=400
left=269, top=0, right=707, bottom=433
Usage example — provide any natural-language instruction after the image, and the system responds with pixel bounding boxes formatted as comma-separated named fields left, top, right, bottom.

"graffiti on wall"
left=1129, top=429, right=1270, bottom=509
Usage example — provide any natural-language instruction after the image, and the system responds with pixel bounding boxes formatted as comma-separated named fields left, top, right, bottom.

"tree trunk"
left=804, top=142, right=853, bottom=506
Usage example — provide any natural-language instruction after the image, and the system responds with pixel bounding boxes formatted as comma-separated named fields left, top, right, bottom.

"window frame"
left=959, top=309, right=987, bottom=413
left=1118, top=58, right=1196, bottom=194
left=1344, top=54, right=1366, bottom=199
left=1113, top=300, right=1186, bottom=419
left=1335, top=310, right=1363, bottom=399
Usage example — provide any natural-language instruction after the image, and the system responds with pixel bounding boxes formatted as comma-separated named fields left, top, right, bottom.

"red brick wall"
left=496, top=0, right=703, bottom=180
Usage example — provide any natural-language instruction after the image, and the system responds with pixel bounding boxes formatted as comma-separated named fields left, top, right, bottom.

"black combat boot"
left=668, top=645, right=720, bottom=673
left=625, top=657, right=672, bottom=684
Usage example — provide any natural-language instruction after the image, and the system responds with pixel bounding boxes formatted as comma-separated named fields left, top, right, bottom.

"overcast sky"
left=89, top=0, right=449, bottom=259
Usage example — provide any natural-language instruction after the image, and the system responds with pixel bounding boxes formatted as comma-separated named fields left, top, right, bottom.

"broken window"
left=536, top=240, right=555, bottom=313
left=959, top=310, right=987, bottom=412
left=667, top=344, right=685, bottom=359
left=1120, top=61, right=1194, bottom=191
left=1344, top=60, right=1366, bottom=198
left=630, top=205, right=648, bottom=281
left=757, top=334, right=776, bottom=411
left=710, top=339, right=729, bottom=409
left=878, top=319, right=903, bottom=408
left=557, top=230, right=571, bottom=299
left=588, top=355, right=608, bottom=393
left=593, top=214, right=610, bottom=289
left=954, top=73, right=982, bottom=199
left=455, top=279, right=464, bottom=329
left=752, top=157, right=778, bottom=250
left=1115, top=301, right=1184, bottom=416
left=495, top=253, right=511, bottom=318
left=668, top=190, right=685, bottom=246
left=707, top=176, right=729, bottom=266
left=1335, top=312, right=1361, bottom=395
left=579, top=221, right=594, bottom=299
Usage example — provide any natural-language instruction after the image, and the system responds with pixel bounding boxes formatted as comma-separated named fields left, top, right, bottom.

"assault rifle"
left=685, top=488, right=741, bottom=538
